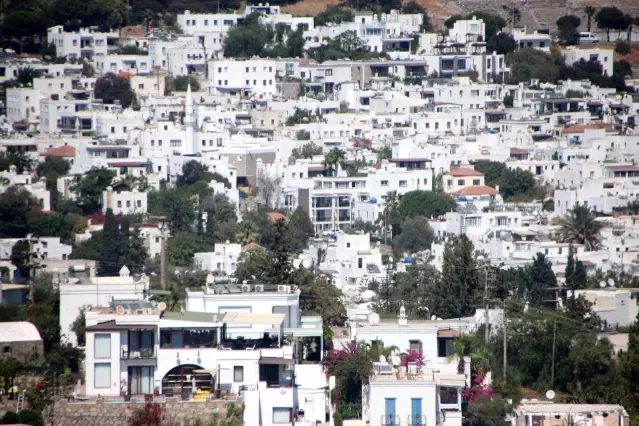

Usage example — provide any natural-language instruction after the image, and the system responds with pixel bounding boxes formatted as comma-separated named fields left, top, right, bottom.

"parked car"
left=578, top=32, right=599, bottom=44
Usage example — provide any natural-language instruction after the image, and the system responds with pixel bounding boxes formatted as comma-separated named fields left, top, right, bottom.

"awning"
left=193, top=369, right=217, bottom=375
left=438, top=329, right=461, bottom=338
left=223, top=312, right=285, bottom=326
left=258, top=358, right=295, bottom=365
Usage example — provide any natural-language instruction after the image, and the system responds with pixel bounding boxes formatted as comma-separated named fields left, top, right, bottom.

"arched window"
left=161, top=364, right=214, bottom=395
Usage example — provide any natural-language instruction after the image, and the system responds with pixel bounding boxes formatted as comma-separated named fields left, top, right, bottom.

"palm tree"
left=557, top=203, right=603, bottom=251
left=235, top=221, right=260, bottom=245
left=584, top=6, right=596, bottom=32
left=380, top=191, right=400, bottom=241
left=322, top=148, right=346, bottom=176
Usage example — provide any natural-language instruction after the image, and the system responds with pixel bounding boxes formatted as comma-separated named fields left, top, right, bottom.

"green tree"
left=173, top=75, right=200, bottom=92
left=398, top=190, right=456, bottom=219
left=620, top=312, right=639, bottom=402
left=507, top=48, right=560, bottom=84
left=438, top=235, right=480, bottom=318
left=264, top=220, right=292, bottom=284
left=3, top=150, right=35, bottom=174
left=314, top=5, right=354, bottom=26
left=290, top=142, right=323, bottom=161
left=379, top=190, right=402, bottom=238
left=293, top=267, right=345, bottom=325
left=615, top=39, right=631, bottom=55
left=288, top=207, right=314, bottom=252
left=11, top=240, right=33, bottom=280
left=557, top=203, right=602, bottom=251
left=323, top=148, right=346, bottom=176
left=464, top=396, right=512, bottom=426
left=148, top=187, right=197, bottom=234
left=584, top=6, right=597, bottom=32
left=473, top=161, right=537, bottom=200
left=28, top=213, right=73, bottom=239
left=233, top=247, right=271, bottom=283
left=524, top=253, right=557, bottom=307
left=70, top=167, right=116, bottom=214
left=177, top=160, right=231, bottom=189
left=392, top=216, right=434, bottom=255
left=36, top=156, right=70, bottom=208
left=235, top=221, right=261, bottom=246
left=94, top=73, right=136, bottom=108
left=486, top=32, right=517, bottom=54
left=565, top=246, right=587, bottom=292
left=0, top=187, right=42, bottom=238
left=70, top=308, right=86, bottom=346
left=101, top=208, right=122, bottom=275
left=595, top=7, right=629, bottom=41
left=204, top=194, right=237, bottom=244
left=223, top=12, right=272, bottom=57
left=557, top=15, right=581, bottom=45
left=166, top=232, right=209, bottom=267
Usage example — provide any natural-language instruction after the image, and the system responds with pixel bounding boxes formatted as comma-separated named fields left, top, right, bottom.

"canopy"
left=222, top=312, right=285, bottom=326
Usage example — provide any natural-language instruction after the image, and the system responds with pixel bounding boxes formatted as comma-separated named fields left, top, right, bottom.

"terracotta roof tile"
left=449, top=167, right=484, bottom=177
left=563, top=123, right=615, bottom=134
left=267, top=212, right=287, bottom=222
left=40, top=145, right=76, bottom=157
left=454, top=185, right=499, bottom=196
left=241, top=242, right=264, bottom=251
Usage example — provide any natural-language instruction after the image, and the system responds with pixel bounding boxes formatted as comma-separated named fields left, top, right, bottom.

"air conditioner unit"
left=278, top=285, right=289, bottom=293
left=241, top=284, right=252, bottom=293
left=291, top=285, right=299, bottom=292
left=254, top=284, right=264, bottom=292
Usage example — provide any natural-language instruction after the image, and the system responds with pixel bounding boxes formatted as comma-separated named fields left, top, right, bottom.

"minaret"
left=184, top=83, right=196, bottom=155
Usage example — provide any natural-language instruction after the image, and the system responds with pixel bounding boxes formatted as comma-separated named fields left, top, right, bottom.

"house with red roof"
left=445, top=166, right=486, bottom=194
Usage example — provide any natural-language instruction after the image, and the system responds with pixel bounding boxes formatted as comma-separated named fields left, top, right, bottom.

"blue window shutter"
left=385, top=398, right=397, bottom=425
left=411, top=398, right=423, bottom=425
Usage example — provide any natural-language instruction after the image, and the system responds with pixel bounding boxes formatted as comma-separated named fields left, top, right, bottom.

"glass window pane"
left=94, top=334, right=111, bottom=359
left=172, top=333, right=183, bottom=348
left=94, top=363, right=111, bottom=388
left=273, top=408, right=292, bottom=423
left=233, top=366, right=243, bottom=382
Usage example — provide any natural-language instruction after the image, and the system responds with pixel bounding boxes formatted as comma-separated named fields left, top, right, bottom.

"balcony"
left=121, top=346, right=156, bottom=359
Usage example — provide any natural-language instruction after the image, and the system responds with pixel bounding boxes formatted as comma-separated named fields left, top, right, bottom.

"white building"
left=102, top=185, right=149, bottom=215
left=208, top=59, right=278, bottom=97
left=83, top=281, right=326, bottom=426
left=194, top=242, right=242, bottom=276
left=47, top=25, right=120, bottom=60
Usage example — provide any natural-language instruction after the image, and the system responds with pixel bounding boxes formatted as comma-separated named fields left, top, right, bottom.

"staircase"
left=16, top=390, right=26, bottom=413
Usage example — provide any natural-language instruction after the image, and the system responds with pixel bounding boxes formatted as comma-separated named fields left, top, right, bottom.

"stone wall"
left=48, top=397, right=243, bottom=426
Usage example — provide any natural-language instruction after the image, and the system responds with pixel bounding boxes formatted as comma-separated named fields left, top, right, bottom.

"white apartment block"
left=561, top=47, right=614, bottom=77
left=47, top=25, right=120, bottom=60
left=95, top=54, right=152, bottom=75
left=194, top=243, right=242, bottom=277
left=208, top=59, right=278, bottom=97
left=102, top=187, right=148, bottom=215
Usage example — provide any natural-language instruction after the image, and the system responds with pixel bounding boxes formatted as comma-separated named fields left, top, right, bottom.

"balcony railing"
left=121, top=347, right=156, bottom=359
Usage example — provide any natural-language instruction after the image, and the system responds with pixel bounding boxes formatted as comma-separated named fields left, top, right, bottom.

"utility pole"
left=502, top=299, right=507, bottom=382
left=483, top=266, right=489, bottom=346
left=160, top=222, right=167, bottom=290
left=151, top=216, right=168, bottom=289
left=550, top=320, right=557, bottom=388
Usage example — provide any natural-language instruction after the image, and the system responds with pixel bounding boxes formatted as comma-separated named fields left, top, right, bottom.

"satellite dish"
left=608, top=278, right=615, bottom=288
left=132, top=273, right=142, bottom=282
left=391, top=355, right=401, bottom=367
left=599, top=281, right=607, bottom=288
left=546, top=390, right=556, bottom=400
left=431, top=315, right=437, bottom=320
left=206, top=273, right=215, bottom=285
left=157, top=302, right=167, bottom=312
left=379, top=355, right=386, bottom=363
left=369, top=313, right=380, bottom=326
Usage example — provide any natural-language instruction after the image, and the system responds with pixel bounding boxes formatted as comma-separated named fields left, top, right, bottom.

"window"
left=273, top=408, right=292, bottom=424
left=94, top=363, right=111, bottom=388
left=129, top=366, right=154, bottom=394
left=381, top=180, right=389, bottom=186
left=94, top=334, right=111, bottom=359
left=160, top=329, right=217, bottom=348
left=3, top=346, right=11, bottom=354
left=409, top=340, right=422, bottom=352
left=472, top=179, right=480, bottom=185
left=233, top=366, right=244, bottom=382
left=457, top=179, right=465, bottom=186
left=439, top=387, right=459, bottom=404
left=399, top=180, right=407, bottom=187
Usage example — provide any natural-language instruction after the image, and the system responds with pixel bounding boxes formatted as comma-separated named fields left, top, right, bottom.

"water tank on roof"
left=404, top=257, right=413, bottom=264
left=370, top=197, right=377, bottom=203
left=489, top=128, right=496, bottom=134
left=459, top=195, right=467, bottom=201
